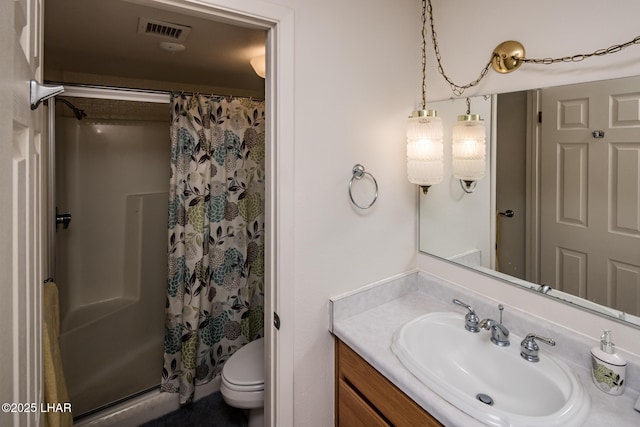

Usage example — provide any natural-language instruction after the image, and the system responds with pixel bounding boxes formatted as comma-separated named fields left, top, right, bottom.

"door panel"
left=611, top=143, right=640, bottom=235
left=556, top=142, right=588, bottom=226
left=1, top=0, right=45, bottom=425
left=541, top=76, right=640, bottom=315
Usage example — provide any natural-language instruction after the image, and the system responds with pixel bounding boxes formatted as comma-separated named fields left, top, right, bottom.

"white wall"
left=290, top=1, right=419, bottom=425
left=426, top=0, right=640, bottom=101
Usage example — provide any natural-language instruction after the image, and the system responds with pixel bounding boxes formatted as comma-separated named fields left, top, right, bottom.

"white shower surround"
left=56, top=114, right=169, bottom=415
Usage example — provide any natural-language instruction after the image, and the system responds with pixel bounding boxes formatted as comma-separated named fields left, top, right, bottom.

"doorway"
left=43, top=0, right=295, bottom=425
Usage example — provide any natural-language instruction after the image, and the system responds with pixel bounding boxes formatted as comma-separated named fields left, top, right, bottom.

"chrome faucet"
left=479, top=304, right=510, bottom=347
left=452, top=299, right=480, bottom=332
left=520, top=333, right=556, bottom=362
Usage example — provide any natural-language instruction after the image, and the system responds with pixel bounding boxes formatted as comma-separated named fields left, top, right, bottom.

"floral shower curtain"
left=161, top=94, right=265, bottom=404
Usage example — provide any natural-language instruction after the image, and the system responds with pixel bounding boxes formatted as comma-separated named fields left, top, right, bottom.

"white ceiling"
left=44, top=0, right=267, bottom=93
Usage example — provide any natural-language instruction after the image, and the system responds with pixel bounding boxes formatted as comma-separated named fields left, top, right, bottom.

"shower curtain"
left=162, top=94, right=265, bottom=404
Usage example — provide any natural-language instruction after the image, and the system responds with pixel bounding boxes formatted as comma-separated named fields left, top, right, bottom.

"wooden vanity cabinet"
left=335, top=339, right=443, bottom=427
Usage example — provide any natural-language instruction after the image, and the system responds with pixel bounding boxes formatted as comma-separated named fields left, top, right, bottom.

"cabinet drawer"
left=336, top=339, right=442, bottom=427
left=338, top=378, right=390, bottom=427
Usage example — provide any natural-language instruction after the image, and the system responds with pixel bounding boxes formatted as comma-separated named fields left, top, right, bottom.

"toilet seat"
left=221, top=337, right=265, bottom=393
left=221, top=376, right=264, bottom=392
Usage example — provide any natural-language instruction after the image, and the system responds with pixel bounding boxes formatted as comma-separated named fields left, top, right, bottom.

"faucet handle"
left=520, top=333, right=556, bottom=363
left=452, top=299, right=480, bottom=333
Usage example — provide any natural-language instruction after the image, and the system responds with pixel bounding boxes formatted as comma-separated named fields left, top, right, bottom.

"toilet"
left=220, top=337, right=265, bottom=427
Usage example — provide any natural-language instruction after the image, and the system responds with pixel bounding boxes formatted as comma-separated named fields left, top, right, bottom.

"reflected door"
left=496, top=92, right=528, bottom=280
left=540, top=76, right=640, bottom=315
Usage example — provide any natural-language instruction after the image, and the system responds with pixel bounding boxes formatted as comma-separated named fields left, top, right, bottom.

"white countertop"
left=330, top=270, right=640, bottom=427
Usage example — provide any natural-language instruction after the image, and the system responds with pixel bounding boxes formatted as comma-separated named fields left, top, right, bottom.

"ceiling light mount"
left=491, top=40, right=525, bottom=74
left=159, top=41, right=186, bottom=52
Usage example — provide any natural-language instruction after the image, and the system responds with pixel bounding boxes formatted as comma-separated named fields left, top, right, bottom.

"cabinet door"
left=336, top=340, right=443, bottom=427
left=337, top=379, right=389, bottom=427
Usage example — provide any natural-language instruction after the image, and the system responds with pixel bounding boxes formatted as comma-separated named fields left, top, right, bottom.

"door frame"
left=525, top=90, right=541, bottom=284
left=94, top=1, right=294, bottom=425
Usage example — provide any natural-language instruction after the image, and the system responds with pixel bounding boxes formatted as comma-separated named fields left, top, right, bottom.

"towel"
left=43, top=282, right=73, bottom=427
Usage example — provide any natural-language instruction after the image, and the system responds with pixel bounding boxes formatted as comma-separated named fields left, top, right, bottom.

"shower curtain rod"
left=45, top=81, right=264, bottom=104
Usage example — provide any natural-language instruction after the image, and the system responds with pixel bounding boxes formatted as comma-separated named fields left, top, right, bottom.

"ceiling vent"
left=137, top=18, right=191, bottom=42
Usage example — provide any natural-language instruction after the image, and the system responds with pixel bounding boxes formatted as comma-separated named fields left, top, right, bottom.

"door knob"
left=56, top=211, right=72, bottom=230
left=498, top=209, right=515, bottom=218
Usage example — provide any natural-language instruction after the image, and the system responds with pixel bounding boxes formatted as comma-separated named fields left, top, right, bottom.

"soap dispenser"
left=591, top=329, right=626, bottom=395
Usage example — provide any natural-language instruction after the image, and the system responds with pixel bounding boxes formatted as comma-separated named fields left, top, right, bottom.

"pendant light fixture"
left=452, top=98, right=486, bottom=193
left=406, top=0, right=443, bottom=195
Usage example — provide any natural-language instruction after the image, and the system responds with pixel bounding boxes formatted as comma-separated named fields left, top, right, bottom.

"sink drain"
left=476, top=393, right=494, bottom=406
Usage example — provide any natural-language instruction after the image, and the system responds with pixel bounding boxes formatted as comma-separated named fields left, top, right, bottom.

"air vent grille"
left=137, top=18, right=191, bottom=42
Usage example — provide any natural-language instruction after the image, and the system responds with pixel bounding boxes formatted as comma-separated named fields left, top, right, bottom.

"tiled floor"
left=140, top=392, right=247, bottom=427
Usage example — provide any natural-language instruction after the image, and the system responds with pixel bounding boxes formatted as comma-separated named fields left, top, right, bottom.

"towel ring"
left=349, top=164, right=378, bottom=209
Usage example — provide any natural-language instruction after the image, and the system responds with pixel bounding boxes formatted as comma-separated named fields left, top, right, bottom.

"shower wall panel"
left=56, top=117, right=169, bottom=317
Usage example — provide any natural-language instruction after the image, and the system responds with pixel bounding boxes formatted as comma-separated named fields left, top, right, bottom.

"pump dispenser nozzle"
left=600, top=329, right=615, bottom=354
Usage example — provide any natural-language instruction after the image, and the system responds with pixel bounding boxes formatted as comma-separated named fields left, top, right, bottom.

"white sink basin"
left=391, top=312, right=590, bottom=427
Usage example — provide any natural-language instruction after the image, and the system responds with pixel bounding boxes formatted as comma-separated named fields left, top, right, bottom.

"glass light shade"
left=452, top=115, right=486, bottom=181
left=250, top=54, right=266, bottom=78
left=406, top=111, right=444, bottom=187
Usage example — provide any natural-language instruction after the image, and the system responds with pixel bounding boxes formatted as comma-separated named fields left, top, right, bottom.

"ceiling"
left=43, top=0, right=267, bottom=93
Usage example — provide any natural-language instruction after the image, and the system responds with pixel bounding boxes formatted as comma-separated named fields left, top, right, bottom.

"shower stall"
left=53, top=87, right=171, bottom=418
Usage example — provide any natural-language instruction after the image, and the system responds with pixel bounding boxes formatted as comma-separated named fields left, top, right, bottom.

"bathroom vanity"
left=330, top=270, right=640, bottom=426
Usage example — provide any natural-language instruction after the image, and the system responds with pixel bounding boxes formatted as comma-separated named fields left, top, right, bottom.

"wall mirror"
left=420, top=75, right=640, bottom=329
